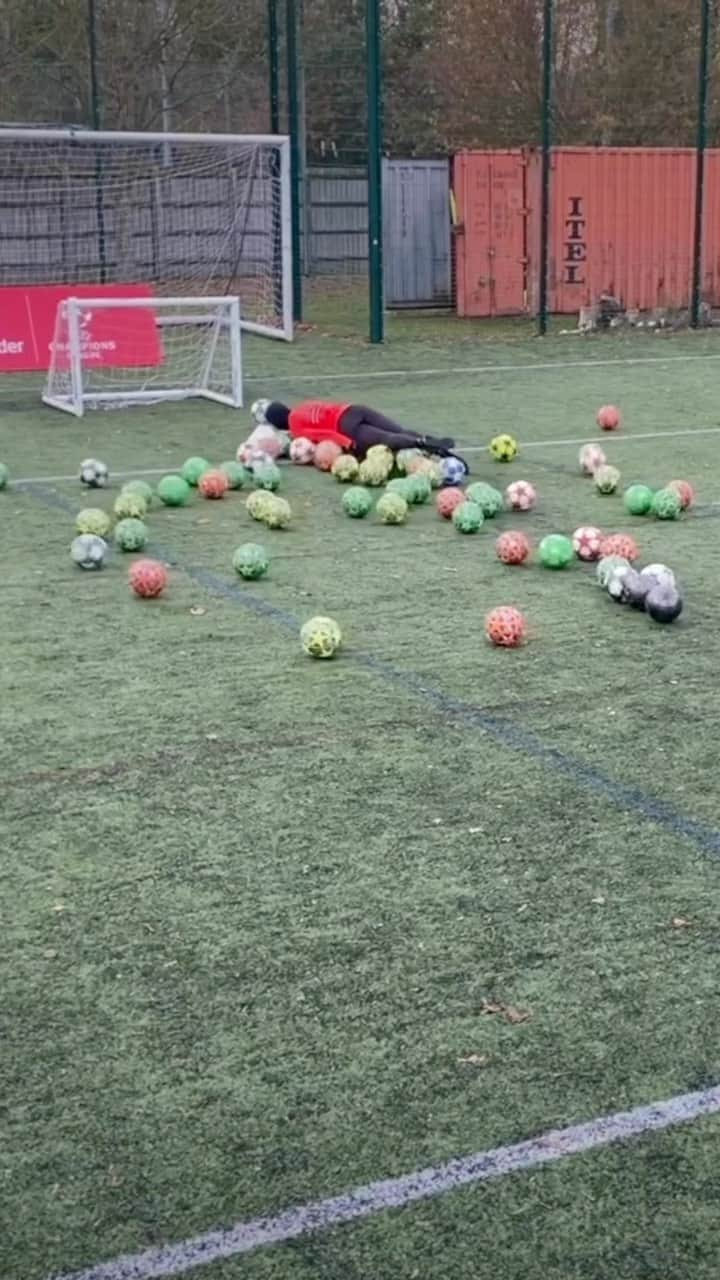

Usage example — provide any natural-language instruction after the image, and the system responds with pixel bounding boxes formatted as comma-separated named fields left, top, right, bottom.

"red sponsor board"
left=0, top=284, right=163, bottom=372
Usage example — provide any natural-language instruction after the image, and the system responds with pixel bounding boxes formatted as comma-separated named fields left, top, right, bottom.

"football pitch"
left=4, top=316, right=720, bottom=1280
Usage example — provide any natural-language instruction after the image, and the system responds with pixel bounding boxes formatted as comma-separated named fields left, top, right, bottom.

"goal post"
left=43, top=295, right=244, bottom=416
left=0, top=127, right=293, bottom=342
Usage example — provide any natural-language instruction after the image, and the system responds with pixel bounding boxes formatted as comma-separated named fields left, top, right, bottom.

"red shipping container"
left=456, top=147, right=720, bottom=318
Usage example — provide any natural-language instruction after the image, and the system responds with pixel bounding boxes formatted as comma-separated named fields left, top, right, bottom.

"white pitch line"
left=461, top=423, right=720, bottom=452
left=247, top=350, right=720, bottom=384
left=13, top=467, right=172, bottom=485
left=52, top=1082, right=720, bottom=1280
left=12, top=424, right=720, bottom=486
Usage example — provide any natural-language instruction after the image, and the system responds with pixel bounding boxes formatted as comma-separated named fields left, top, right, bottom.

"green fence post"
left=538, top=0, right=554, bottom=337
left=286, top=0, right=303, bottom=321
left=691, top=0, right=712, bottom=329
left=268, top=0, right=280, bottom=135
left=366, top=0, right=384, bottom=343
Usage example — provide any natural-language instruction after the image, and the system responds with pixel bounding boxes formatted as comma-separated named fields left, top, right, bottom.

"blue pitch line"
left=22, top=483, right=720, bottom=860
left=50, top=1082, right=720, bottom=1280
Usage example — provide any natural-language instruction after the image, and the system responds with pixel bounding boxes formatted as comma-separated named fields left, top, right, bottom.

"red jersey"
left=288, top=401, right=353, bottom=448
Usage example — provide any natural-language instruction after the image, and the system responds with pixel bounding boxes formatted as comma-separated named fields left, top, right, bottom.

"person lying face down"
left=265, top=399, right=466, bottom=469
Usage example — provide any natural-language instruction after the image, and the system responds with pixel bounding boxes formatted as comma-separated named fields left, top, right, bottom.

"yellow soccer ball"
left=300, top=615, right=342, bottom=659
left=489, top=433, right=519, bottom=462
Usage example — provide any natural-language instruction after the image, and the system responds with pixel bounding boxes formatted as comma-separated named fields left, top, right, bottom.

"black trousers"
left=340, top=405, right=429, bottom=459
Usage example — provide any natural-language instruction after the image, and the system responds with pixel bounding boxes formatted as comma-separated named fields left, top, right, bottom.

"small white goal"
left=43, top=294, right=243, bottom=416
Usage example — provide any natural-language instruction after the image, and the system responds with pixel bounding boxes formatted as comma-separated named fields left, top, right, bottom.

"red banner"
left=0, top=284, right=163, bottom=372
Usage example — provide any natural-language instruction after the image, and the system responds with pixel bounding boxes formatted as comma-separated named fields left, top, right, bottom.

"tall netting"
left=0, top=130, right=291, bottom=340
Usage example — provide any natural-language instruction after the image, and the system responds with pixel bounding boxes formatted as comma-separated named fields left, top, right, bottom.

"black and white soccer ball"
left=71, top=534, right=108, bottom=570
left=250, top=399, right=271, bottom=425
left=80, top=457, right=109, bottom=488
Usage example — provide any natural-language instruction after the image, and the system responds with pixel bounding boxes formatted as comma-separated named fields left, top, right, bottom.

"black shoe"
left=423, top=434, right=456, bottom=452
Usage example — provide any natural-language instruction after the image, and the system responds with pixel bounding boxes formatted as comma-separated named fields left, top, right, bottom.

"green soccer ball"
left=332, top=454, right=360, bottom=483
left=652, top=487, right=682, bottom=520
left=376, top=492, right=409, bottom=525
left=76, top=507, right=112, bottom=537
left=157, top=474, right=191, bottom=507
left=300, top=615, right=342, bottom=659
left=114, top=491, right=148, bottom=520
left=114, top=517, right=149, bottom=552
left=466, top=481, right=504, bottom=518
left=539, top=533, right=574, bottom=568
left=232, top=542, right=269, bottom=579
left=121, top=479, right=154, bottom=508
left=452, top=501, right=484, bottom=534
left=181, top=456, right=211, bottom=486
left=386, top=477, right=415, bottom=502
left=252, top=460, right=281, bottom=492
left=594, top=464, right=621, bottom=495
left=343, top=485, right=374, bottom=518
left=0, top=462, right=8, bottom=490
left=219, top=460, right=248, bottom=490
left=406, top=473, right=432, bottom=505
left=246, top=489, right=276, bottom=521
left=263, top=495, right=292, bottom=529
left=623, top=484, right=655, bottom=516
left=490, top=433, right=519, bottom=462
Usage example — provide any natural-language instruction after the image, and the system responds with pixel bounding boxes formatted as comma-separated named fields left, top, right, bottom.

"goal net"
left=44, top=295, right=243, bottom=415
left=0, top=128, right=292, bottom=341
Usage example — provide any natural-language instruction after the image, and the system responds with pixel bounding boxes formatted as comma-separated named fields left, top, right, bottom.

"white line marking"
left=12, top=425, right=720, bottom=487
left=461, top=424, right=720, bottom=452
left=52, top=1083, right=720, bottom=1280
left=13, top=467, right=172, bottom=485
left=247, top=350, right=720, bottom=384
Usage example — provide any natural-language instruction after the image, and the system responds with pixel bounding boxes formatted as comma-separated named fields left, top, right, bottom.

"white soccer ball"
left=579, top=443, right=606, bottom=476
left=80, top=458, right=109, bottom=488
left=641, top=563, right=676, bottom=591
left=607, top=563, right=633, bottom=602
left=504, top=480, right=537, bottom=511
left=289, top=436, right=316, bottom=465
left=71, top=533, right=107, bottom=570
left=251, top=398, right=271, bottom=425
left=572, top=525, right=603, bottom=562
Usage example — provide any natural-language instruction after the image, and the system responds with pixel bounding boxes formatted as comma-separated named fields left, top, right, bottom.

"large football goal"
left=0, top=127, right=293, bottom=342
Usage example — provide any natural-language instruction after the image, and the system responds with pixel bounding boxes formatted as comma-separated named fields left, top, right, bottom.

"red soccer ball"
left=505, top=480, right=537, bottom=511
left=667, top=479, right=695, bottom=511
left=597, top=404, right=621, bottom=432
left=314, top=440, right=344, bottom=472
left=485, top=606, right=528, bottom=648
left=572, top=525, right=603, bottom=562
left=198, top=468, right=230, bottom=499
left=436, top=487, right=466, bottom=519
left=129, top=558, right=169, bottom=599
left=496, top=530, right=532, bottom=565
left=599, top=532, right=640, bottom=562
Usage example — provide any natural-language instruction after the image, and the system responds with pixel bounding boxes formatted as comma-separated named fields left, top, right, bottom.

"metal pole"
left=286, top=0, right=303, bottom=321
left=691, top=0, right=712, bottom=329
left=538, top=0, right=554, bottom=336
left=268, top=0, right=280, bottom=134
left=366, top=0, right=384, bottom=343
left=87, top=0, right=108, bottom=283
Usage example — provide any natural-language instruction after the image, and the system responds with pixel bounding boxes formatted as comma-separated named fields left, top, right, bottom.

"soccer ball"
left=595, top=464, right=621, bottom=495
left=300, top=615, right=342, bottom=659
left=71, top=533, right=107, bottom=569
left=599, top=533, right=639, bottom=562
left=505, top=480, right=537, bottom=512
left=485, top=606, right=527, bottom=648
left=80, top=458, right=109, bottom=488
left=572, top=526, right=603, bottom=561
left=579, top=444, right=606, bottom=476
left=489, top=433, right=518, bottom=462
left=597, top=404, right=621, bottom=432
left=290, top=437, right=316, bottom=465
left=251, top=398, right=271, bottom=424
left=441, top=455, right=468, bottom=487
left=237, top=441, right=272, bottom=468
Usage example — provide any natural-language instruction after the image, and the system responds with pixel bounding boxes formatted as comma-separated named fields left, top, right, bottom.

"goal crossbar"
left=0, top=126, right=293, bottom=342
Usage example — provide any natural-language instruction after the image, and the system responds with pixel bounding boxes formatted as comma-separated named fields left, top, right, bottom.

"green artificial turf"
left=2, top=319, right=720, bottom=1279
